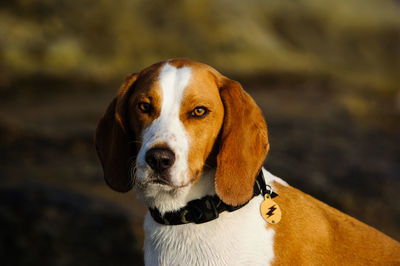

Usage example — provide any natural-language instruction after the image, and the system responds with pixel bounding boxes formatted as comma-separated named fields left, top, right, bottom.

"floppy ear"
left=94, top=73, right=138, bottom=192
left=215, top=78, right=269, bottom=206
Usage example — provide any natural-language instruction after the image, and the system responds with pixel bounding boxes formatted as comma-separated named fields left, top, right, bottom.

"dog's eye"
left=138, top=102, right=151, bottom=113
left=191, top=107, right=208, bottom=118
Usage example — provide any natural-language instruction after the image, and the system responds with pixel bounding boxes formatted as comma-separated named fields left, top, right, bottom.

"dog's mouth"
left=137, top=171, right=200, bottom=190
left=149, top=178, right=191, bottom=189
left=151, top=178, right=171, bottom=186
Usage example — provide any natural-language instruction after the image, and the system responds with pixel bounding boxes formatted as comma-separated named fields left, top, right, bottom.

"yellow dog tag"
left=260, top=194, right=281, bottom=224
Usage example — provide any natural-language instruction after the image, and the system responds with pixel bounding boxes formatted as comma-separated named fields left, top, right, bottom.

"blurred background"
left=0, top=0, right=399, bottom=265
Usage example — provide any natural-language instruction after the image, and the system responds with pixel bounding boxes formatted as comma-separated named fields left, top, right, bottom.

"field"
left=0, top=0, right=399, bottom=265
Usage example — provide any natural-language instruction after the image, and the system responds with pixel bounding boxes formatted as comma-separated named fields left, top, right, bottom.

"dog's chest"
left=143, top=196, right=275, bottom=266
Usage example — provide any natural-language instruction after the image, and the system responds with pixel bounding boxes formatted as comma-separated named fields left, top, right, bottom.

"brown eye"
left=191, top=107, right=208, bottom=118
left=138, top=102, right=151, bottom=113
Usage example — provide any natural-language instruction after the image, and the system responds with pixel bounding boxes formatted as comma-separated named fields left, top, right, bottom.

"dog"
left=95, top=58, right=400, bottom=265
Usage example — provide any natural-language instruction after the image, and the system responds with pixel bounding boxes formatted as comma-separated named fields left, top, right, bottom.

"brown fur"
left=174, top=62, right=225, bottom=184
left=95, top=62, right=166, bottom=192
left=95, top=58, right=268, bottom=203
left=95, top=59, right=400, bottom=264
left=271, top=182, right=400, bottom=265
left=214, top=78, right=269, bottom=206
left=95, top=73, right=138, bottom=192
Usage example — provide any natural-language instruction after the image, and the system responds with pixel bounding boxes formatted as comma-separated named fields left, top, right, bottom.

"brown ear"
left=94, top=73, right=138, bottom=192
left=215, top=78, right=269, bottom=206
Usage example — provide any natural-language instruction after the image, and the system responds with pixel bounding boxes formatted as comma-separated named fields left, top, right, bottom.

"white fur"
left=136, top=63, right=192, bottom=188
left=133, top=63, right=282, bottom=265
left=143, top=168, right=282, bottom=266
left=263, top=168, right=289, bottom=187
left=134, top=63, right=219, bottom=214
left=136, top=168, right=216, bottom=215
left=144, top=195, right=275, bottom=266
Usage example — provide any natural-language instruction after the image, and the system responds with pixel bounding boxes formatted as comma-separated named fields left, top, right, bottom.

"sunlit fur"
left=143, top=168, right=289, bottom=265
left=132, top=61, right=225, bottom=214
left=95, top=59, right=400, bottom=266
left=136, top=64, right=192, bottom=189
left=129, top=62, right=276, bottom=264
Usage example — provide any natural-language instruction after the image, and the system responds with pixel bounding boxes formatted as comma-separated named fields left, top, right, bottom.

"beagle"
left=95, top=59, right=400, bottom=265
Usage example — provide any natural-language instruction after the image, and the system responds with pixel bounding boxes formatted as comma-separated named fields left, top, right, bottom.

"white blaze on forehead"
left=159, top=63, right=191, bottom=111
left=136, top=63, right=192, bottom=186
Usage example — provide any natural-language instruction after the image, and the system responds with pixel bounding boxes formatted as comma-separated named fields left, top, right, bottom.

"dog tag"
left=260, top=194, right=281, bottom=224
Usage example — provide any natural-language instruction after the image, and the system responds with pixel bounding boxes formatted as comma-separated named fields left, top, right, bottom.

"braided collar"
left=149, top=170, right=278, bottom=225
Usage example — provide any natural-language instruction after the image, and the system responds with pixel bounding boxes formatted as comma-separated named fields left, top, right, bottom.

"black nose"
left=145, top=148, right=175, bottom=172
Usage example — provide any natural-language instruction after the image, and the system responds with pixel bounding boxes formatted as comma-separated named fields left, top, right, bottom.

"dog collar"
left=149, top=170, right=278, bottom=225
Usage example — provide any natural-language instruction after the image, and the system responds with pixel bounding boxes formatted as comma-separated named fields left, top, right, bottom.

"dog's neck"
left=142, top=168, right=280, bottom=266
left=136, top=168, right=216, bottom=215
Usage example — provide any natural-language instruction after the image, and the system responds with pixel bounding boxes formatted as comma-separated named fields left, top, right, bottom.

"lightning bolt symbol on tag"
left=266, top=205, right=277, bottom=218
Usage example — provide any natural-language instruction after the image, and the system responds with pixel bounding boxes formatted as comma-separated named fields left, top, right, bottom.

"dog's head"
left=95, top=59, right=269, bottom=210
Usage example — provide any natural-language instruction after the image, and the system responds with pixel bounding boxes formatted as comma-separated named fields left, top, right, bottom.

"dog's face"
left=95, top=59, right=269, bottom=210
left=131, top=62, right=224, bottom=189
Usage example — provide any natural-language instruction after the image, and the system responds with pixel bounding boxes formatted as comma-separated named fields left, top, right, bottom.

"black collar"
left=149, top=170, right=278, bottom=225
